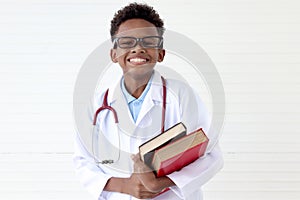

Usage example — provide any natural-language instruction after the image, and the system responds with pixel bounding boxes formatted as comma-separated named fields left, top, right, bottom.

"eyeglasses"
left=113, top=36, right=163, bottom=49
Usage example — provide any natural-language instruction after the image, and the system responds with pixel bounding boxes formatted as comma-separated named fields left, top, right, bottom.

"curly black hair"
left=110, top=3, right=165, bottom=37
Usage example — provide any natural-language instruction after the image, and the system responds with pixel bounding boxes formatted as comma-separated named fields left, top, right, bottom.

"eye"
left=143, top=37, right=160, bottom=47
left=118, top=38, right=135, bottom=47
left=120, top=41, right=134, bottom=45
left=143, top=41, right=156, bottom=46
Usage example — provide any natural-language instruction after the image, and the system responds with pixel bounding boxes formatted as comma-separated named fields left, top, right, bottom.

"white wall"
left=0, top=0, right=299, bottom=199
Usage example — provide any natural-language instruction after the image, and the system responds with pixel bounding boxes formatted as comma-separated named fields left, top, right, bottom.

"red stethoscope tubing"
left=93, top=76, right=167, bottom=133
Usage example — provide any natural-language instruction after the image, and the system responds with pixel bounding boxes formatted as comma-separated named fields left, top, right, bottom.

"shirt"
left=121, top=75, right=153, bottom=122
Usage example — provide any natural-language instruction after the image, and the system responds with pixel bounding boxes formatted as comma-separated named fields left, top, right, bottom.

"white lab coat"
left=73, top=71, right=223, bottom=200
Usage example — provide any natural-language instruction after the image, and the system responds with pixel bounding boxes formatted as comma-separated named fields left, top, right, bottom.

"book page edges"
left=152, top=129, right=208, bottom=164
left=139, top=122, right=186, bottom=161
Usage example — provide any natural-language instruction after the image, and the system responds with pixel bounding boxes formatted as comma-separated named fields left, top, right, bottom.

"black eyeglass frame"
left=112, top=36, right=164, bottom=49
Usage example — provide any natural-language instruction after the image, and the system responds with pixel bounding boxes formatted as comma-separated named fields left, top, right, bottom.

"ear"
left=110, top=49, right=118, bottom=63
left=157, top=49, right=165, bottom=62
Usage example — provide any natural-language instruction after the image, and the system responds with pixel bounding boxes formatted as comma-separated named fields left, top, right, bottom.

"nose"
left=130, top=42, right=146, bottom=54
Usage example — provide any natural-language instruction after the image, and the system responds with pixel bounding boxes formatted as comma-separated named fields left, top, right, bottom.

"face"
left=110, top=19, right=165, bottom=81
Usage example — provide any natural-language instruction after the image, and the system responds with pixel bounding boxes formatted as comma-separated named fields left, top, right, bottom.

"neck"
left=123, top=73, right=152, bottom=98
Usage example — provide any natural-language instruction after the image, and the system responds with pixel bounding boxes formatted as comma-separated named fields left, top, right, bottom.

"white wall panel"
left=0, top=0, right=299, bottom=199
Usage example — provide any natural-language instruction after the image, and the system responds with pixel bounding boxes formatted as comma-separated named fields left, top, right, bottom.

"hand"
left=104, top=154, right=175, bottom=198
left=123, top=173, right=159, bottom=199
left=131, top=154, right=174, bottom=193
left=104, top=175, right=159, bottom=199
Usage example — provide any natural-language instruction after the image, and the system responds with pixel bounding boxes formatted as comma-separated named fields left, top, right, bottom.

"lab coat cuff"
left=167, top=184, right=185, bottom=199
left=166, top=172, right=190, bottom=199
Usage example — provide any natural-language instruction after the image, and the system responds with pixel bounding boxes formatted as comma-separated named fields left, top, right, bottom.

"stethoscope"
left=92, top=76, right=167, bottom=165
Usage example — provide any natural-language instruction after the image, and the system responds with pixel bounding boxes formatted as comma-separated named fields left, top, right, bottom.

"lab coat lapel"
left=110, top=81, right=136, bottom=136
left=109, top=71, right=167, bottom=139
left=135, top=72, right=166, bottom=133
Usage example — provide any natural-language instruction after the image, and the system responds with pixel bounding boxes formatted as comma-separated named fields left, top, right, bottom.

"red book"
left=151, top=127, right=209, bottom=177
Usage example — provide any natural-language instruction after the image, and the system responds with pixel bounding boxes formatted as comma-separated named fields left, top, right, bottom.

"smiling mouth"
left=127, top=57, right=150, bottom=64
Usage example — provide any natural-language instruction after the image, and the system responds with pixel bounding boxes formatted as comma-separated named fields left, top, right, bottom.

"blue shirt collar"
left=121, top=73, right=153, bottom=104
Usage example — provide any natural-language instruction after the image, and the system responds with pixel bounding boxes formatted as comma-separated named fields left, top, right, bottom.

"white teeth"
left=129, top=58, right=146, bottom=63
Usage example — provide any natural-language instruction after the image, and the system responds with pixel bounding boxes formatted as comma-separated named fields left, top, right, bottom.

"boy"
left=73, top=3, right=223, bottom=200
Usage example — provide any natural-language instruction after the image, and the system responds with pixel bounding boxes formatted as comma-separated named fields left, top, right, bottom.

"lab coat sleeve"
left=73, top=132, right=112, bottom=199
left=166, top=84, right=224, bottom=199
left=166, top=144, right=223, bottom=198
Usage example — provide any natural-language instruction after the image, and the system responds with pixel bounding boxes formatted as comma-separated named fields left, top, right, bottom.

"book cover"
left=151, top=128, right=209, bottom=177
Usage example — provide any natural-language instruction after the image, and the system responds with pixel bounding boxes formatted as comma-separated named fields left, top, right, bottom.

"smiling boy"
left=73, top=3, right=223, bottom=200
left=110, top=18, right=165, bottom=99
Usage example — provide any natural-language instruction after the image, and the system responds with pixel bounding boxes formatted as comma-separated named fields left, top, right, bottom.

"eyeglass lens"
left=116, top=36, right=162, bottom=48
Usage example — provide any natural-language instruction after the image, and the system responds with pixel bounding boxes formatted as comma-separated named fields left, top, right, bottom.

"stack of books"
left=139, top=122, right=209, bottom=177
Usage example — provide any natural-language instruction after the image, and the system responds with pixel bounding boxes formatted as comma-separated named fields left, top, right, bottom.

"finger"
left=132, top=154, right=154, bottom=174
left=138, top=190, right=160, bottom=199
left=131, top=153, right=141, bottom=162
left=131, top=154, right=146, bottom=172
